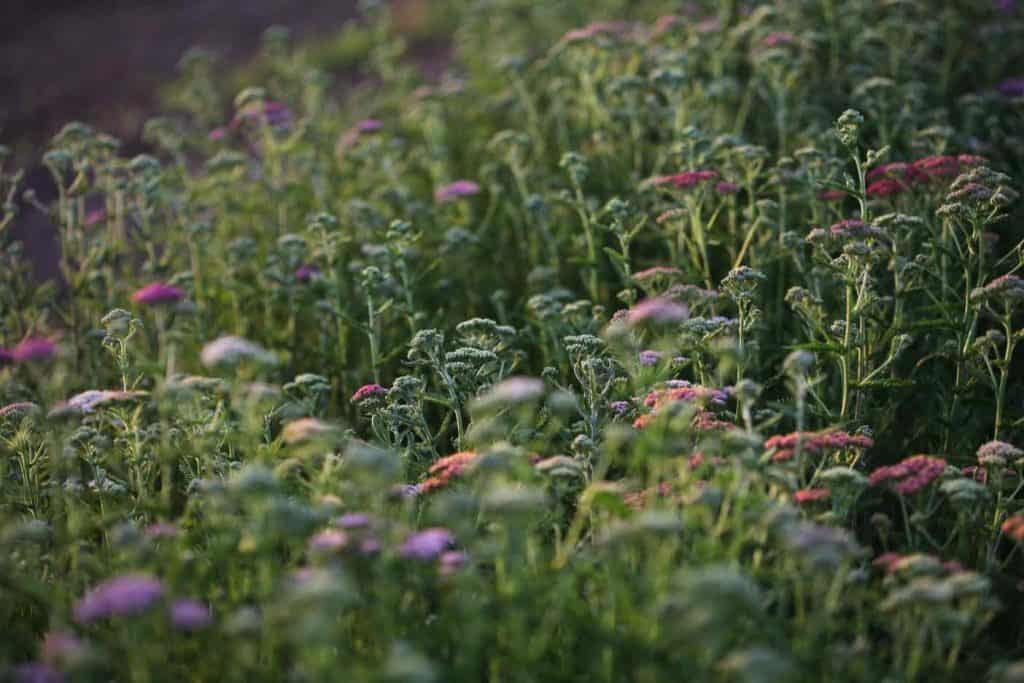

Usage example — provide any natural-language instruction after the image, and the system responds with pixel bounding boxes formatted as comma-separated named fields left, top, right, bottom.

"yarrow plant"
left=2, top=2, right=1024, bottom=681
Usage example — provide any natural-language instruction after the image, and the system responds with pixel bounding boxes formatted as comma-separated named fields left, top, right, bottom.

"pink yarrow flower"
left=869, top=454, right=946, bottom=495
left=435, top=180, right=481, bottom=203
left=11, top=338, right=57, bottom=363
left=131, top=282, right=185, bottom=305
left=351, top=383, right=388, bottom=402
left=627, top=298, right=690, bottom=325
left=645, top=170, right=719, bottom=189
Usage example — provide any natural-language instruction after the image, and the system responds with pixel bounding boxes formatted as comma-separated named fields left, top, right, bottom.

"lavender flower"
left=308, top=529, right=349, bottom=552
left=997, top=77, right=1024, bottom=97
left=638, top=350, right=663, bottom=366
left=435, top=180, right=481, bottom=203
left=399, top=528, right=455, bottom=561
left=73, top=573, right=165, bottom=623
left=130, top=282, right=185, bottom=305
left=336, top=513, right=372, bottom=529
left=169, top=599, right=212, bottom=631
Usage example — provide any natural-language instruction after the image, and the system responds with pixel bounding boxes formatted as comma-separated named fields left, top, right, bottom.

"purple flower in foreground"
left=609, top=400, right=631, bottom=416
left=14, top=662, right=63, bottom=683
left=638, top=350, right=664, bottom=366
left=435, top=180, right=481, bottom=203
left=0, top=348, right=14, bottom=367
left=12, top=338, right=57, bottom=363
left=400, top=528, right=455, bottom=560
left=997, top=77, right=1024, bottom=97
left=131, top=282, right=185, bottom=306
left=73, top=573, right=164, bottom=623
left=356, top=118, right=383, bottom=133
left=295, top=264, right=321, bottom=283
left=336, top=513, right=372, bottom=529
left=169, top=599, right=212, bottom=631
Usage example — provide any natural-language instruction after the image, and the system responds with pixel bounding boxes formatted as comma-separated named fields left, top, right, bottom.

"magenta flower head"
left=715, top=181, right=740, bottom=195
left=399, top=528, right=455, bottom=561
left=73, top=573, right=164, bottom=623
left=131, top=283, right=185, bottom=306
left=351, top=383, right=388, bottom=403
left=435, top=180, right=481, bottom=203
left=208, top=127, right=227, bottom=141
left=627, top=298, right=690, bottom=326
left=295, top=264, right=321, bottom=283
left=169, top=599, right=212, bottom=631
left=13, top=662, right=63, bottom=683
left=997, top=77, right=1024, bottom=97
left=12, top=338, right=57, bottom=364
left=356, top=118, right=383, bottom=133
left=0, top=348, right=14, bottom=367
left=84, top=208, right=106, bottom=226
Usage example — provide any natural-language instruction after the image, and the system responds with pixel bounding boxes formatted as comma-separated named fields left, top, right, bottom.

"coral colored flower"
left=351, top=383, right=388, bottom=403
left=1002, top=515, right=1024, bottom=541
left=12, top=338, right=57, bottom=363
left=399, top=528, right=455, bottom=560
left=169, top=599, right=212, bottom=631
left=794, top=488, right=830, bottom=504
left=131, top=282, right=185, bottom=305
left=435, top=180, right=481, bottom=203
left=765, top=430, right=873, bottom=463
left=73, top=573, right=165, bottom=623
left=418, top=451, right=480, bottom=494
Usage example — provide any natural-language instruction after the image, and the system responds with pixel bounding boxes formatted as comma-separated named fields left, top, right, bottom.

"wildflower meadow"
left=3, top=1, right=1024, bottom=681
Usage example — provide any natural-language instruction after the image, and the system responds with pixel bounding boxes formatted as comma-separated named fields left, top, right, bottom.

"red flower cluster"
left=869, top=455, right=946, bottom=495
left=418, top=451, right=479, bottom=494
left=1001, top=515, right=1024, bottom=542
left=871, top=552, right=964, bottom=575
left=864, top=154, right=985, bottom=198
left=351, top=383, right=388, bottom=403
left=765, top=430, right=873, bottom=463
left=793, top=488, right=830, bottom=504
left=646, top=170, right=720, bottom=189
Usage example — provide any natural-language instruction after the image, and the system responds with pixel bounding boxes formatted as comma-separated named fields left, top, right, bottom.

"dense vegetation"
left=3, top=1, right=1024, bottom=680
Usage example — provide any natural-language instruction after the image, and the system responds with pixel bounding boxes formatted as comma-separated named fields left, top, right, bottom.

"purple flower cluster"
left=73, top=573, right=165, bottom=623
